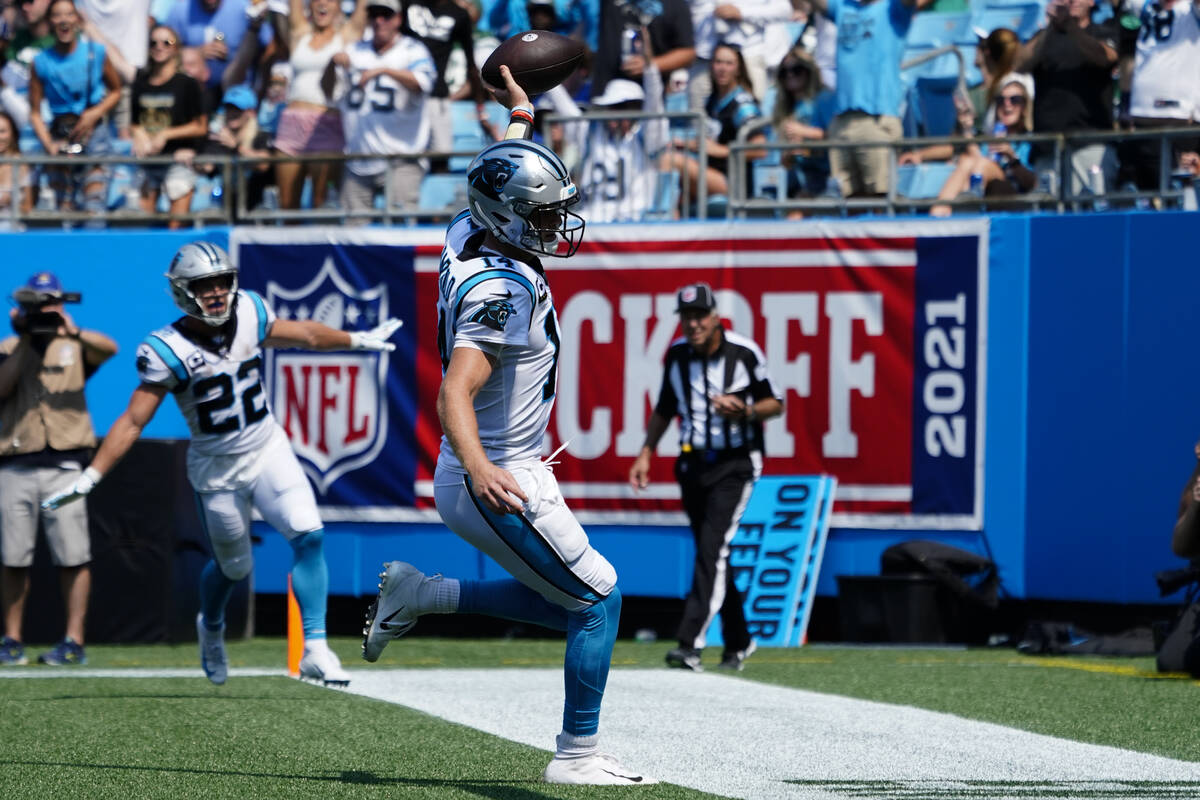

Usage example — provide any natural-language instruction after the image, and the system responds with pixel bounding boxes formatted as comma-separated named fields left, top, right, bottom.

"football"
left=481, top=30, right=586, bottom=96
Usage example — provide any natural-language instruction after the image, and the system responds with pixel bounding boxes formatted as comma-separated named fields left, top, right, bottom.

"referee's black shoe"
left=718, top=640, right=757, bottom=672
left=665, top=646, right=703, bottom=672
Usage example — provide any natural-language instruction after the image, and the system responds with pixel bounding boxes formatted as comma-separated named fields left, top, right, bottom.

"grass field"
left=1, top=637, right=1197, bottom=799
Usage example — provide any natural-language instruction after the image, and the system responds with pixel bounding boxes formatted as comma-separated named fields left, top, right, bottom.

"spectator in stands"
left=689, top=0, right=794, bottom=108
left=543, top=23, right=668, bottom=222
left=0, top=271, right=118, bottom=667
left=1016, top=0, right=1119, bottom=197
left=77, top=0, right=150, bottom=137
left=272, top=0, right=365, bottom=212
left=161, top=0, right=275, bottom=113
left=257, top=60, right=288, bottom=132
left=323, top=0, right=435, bottom=222
left=593, top=0, right=694, bottom=99
left=770, top=44, right=834, bottom=211
left=929, top=73, right=1036, bottom=216
left=131, top=23, right=207, bottom=227
left=485, top=0, right=592, bottom=43
left=1116, top=0, right=1200, bottom=191
left=975, top=27, right=1020, bottom=129
left=661, top=42, right=765, bottom=213
left=0, top=109, right=33, bottom=223
left=401, top=0, right=487, bottom=173
left=1, top=0, right=54, bottom=129
left=810, top=0, right=933, bottom=199
left=28, top=0, right=121, bottom=215
left=197, top=83, right=273, bottom=212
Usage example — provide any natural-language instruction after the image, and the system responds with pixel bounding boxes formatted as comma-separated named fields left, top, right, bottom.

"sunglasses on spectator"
left=997, top=94, right=1026, bottom=107
left=780, top=64, right=810, bottom=77
left=367, top=7, right=396, bottom=18
left=150, top=37, right=176, bottom=47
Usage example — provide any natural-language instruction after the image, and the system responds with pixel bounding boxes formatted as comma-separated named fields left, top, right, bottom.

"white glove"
left=349, top=317, right=403, bottom=352
left=41, top=467, right=101, bottom=511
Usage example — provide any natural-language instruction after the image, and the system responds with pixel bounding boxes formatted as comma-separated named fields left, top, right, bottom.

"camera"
left=11, top=288, right=82, bottom=336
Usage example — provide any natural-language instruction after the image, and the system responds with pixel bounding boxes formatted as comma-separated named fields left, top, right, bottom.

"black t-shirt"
left=131, top=70, right=206, bottom=153
left=592, top=0, right=694, bottom=96
left=402, top=0, right=478, bottom=98
left=1030, top=20, right=1119, bottom=133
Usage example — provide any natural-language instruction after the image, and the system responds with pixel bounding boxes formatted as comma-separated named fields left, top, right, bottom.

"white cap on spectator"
left=997, top=72, right=1035, bottom=102
left=368, top=0, right=400, bottom=11
left=591, top=79, right=644, bottom=107
left=270, top=62, right=293, bottom=83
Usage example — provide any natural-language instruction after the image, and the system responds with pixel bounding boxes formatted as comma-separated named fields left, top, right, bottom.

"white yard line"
left=7, top=665, right=1200, bottom=798
left=346, top=668, right=1200, bottom=800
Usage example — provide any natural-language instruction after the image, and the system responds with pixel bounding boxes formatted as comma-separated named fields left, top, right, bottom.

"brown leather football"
left=481, top=30, right=586, bottom=96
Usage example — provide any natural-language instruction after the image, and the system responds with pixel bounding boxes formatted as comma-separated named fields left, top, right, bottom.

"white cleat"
left=196, top=613, right=228, bottom=686
left=299, top=641, right=351, bottom=687
left=361, top=561, right=437, bottom=662
left=543, top=753, right=657, bottom=785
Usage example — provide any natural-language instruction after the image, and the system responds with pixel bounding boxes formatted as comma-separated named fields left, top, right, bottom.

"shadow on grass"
left=0, top=760, right=560, bottom=799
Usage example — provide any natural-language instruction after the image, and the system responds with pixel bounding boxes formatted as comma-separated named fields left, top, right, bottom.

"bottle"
left=620, top=27, right=641, bottom=61
left=990, top=122, right=1007, bottom=165
left=1089, top=163, right=1109, bottom=211
left=969, top=171, right=984, bottom=198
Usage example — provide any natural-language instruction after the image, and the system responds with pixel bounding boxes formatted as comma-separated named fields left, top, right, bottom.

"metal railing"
left=1, top=114, right=1197, bottom=230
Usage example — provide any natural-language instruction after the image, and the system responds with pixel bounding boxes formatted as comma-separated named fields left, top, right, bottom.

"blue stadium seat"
left=913, top=76, right=960, bottom=136
left=895, top=162, right=957, bottom=199
left=901, top=45, right=965, bottom=81
left=971, top=2, right=1042, bottom=40
left=644, top=170, right=680, bottom=221
left=418, top=172, right=467, bottom=210
left=907, top=11, right=974, bottom=48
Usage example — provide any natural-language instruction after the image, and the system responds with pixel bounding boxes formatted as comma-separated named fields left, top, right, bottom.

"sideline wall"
left=2, top=214, right=1192, bottom=606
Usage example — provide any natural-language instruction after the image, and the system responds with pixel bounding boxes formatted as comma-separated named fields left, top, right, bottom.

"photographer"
left=27, top=0, right=121, bottom=215
left=0, top=272, right=116, bottom=667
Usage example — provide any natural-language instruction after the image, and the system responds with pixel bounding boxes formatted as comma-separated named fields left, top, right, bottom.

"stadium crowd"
left=0, top=0, right=1197, bottom=227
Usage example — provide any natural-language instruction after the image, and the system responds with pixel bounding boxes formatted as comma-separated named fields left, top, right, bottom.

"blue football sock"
left=289, top=530, right=328, bottom=640
left=199, top=560, right=237, bottom=630
left=562, top=588, right=621, bottom=737
left=458, top=578, right=568, bottom=630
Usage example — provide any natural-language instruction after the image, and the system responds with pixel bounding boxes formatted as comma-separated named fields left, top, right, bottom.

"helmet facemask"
left=171, top=272, right=238, bottom=326
left=510, top=197, right=585, bottom=257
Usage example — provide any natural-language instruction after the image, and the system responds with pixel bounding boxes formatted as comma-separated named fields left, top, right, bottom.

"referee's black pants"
left=673, top=452, right=757, bottom=654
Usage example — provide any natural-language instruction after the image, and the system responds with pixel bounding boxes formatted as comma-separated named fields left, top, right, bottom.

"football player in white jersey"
left=360, top=66, right=654, bottom=786
left=42, top=242, right=402, bottom=688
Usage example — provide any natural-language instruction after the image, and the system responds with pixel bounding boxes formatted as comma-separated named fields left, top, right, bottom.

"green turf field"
left=1, top=637, right=1196, bottom=799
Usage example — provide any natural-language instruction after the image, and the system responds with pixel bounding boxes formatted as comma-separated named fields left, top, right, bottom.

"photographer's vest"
left=0, top=335, right=97, bottom=458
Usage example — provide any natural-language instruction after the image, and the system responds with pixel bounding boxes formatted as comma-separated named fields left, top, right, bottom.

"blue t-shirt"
left=828, top=0, right=914, bottom=117
left=33, top=38, right=107, bottom=115
left=160, top=0, right=273, bottom=88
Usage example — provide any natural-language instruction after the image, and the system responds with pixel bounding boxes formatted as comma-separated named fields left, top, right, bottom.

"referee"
left=629, top=283, right=784, bottom=672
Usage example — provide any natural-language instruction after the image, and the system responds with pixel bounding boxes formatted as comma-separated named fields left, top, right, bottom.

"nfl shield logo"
left=265, top=257, right=389, bottom=494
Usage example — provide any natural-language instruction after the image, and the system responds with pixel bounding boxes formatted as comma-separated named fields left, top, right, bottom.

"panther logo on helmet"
left=468, top=158, right=518, bottom=201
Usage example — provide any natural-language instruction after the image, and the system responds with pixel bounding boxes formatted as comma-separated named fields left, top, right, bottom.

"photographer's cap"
left=23, top=272, right=63, bottom=295
left=676, top=282, right=716, bottom=313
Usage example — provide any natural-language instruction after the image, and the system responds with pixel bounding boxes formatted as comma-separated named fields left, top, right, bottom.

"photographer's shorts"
left=0, top=464, right=91, bottom=568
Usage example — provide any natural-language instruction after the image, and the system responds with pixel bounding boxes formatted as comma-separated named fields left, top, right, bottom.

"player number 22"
left=193, top=357, right=269, bottom=435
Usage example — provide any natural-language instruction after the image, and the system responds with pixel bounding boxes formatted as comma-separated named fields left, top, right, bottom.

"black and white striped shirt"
left=653, top=328, right=781, bottom=454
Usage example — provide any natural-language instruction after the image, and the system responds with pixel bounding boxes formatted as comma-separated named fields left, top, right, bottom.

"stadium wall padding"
left=2, top=214, right=1193, bottom=608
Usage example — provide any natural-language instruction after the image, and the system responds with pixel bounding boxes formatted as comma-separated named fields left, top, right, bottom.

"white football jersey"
left=435, top=211, right=559, bottom=470
left=340, top=35, right=437, bottom=176
left=1128, top=0, right=1200, bottom=120
left=136, top=289, right=277, bottom=458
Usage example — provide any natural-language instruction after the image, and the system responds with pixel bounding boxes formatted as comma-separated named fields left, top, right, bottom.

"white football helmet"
left=166, top=242, right=238, bottom=326
left=467, top=140, right=585, bottom=258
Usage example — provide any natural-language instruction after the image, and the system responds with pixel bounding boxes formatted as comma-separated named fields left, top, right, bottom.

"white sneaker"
left=299, top=640, right=351, bottom=687
left=196, top=613, right=227, bottom=686
left=543, top=753, right=657, bottom=785
left=361, top=561, right=438, bottom=662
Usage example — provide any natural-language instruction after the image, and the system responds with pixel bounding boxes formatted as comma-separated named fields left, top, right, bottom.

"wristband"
left=509, top=105, right=534, bottom=125
left=745, top=406, right=757, bottom=422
